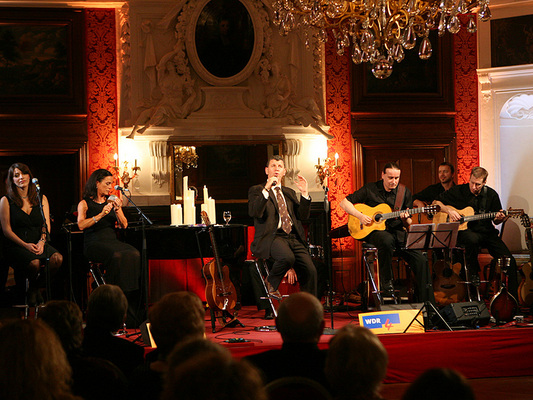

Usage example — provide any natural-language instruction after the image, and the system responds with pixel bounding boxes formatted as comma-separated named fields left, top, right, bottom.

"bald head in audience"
left=276, top=292, right=325, bottom=343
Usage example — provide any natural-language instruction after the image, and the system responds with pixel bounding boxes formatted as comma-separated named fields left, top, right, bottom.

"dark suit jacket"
left=248, top=183, right=311, bottom=259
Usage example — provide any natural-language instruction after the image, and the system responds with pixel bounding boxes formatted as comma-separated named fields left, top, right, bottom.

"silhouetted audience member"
left=0, top=319, right=82, bottom=400
left=167, top=337, right=231, bottom=370
left=326, top=325, right=388, bottom=400
left=402, top=368, right=475, bottom=400
left=245, top=292, right=328, bottom=388
left=161, top=351, right=267, bottom=400
left=82, top=284, right=144, bottom=379
left=129, top=291, right=206, bottom=400
left=39, top=300, right=128, bottom=400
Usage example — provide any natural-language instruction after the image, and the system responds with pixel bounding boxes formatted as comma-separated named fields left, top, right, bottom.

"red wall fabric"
left=454, top=15, right=479, bottom=183
left=325, top=39, right=355, bottom=253
left=85, top=9, right=119, bottom=176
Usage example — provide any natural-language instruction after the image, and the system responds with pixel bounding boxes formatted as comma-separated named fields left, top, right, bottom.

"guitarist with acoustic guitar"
left=434, top=167, right=519, bottom=300
left=413, top=161, right=456, bottom=210
left=340, top=162, right=434, bottom=304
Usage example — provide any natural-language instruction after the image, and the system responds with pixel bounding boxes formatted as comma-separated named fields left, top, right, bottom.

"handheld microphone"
left=271, top=178, right=278, bottom=187
left=32, top=178, right=40, bottom=191
left=107, top=195, right=117, bottom=204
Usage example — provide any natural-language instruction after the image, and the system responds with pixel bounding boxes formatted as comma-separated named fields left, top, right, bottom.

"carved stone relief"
left=121, top=0, right=327, bottom=140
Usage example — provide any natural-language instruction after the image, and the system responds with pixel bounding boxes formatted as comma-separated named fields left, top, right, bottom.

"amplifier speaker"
left=437, top=301, right=491, bottom=328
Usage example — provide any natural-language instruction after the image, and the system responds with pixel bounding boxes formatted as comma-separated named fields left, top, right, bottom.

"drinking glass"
left=223, top=211, right=232, bottom=225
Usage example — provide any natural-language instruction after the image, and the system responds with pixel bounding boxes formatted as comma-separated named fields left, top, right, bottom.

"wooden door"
left=363, top=147, right=450, bottom=196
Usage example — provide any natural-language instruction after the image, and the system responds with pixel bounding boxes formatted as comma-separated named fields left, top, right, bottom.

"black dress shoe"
left=265, top=280, right=282, bottom=300
left=264, top=309, right=274, bottom=320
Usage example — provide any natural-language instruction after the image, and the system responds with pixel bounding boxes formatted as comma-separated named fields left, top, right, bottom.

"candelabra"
left=315, top=154, right=341, bottom=186
left=113, top=154, right=140, bottom=189
left=174, top=146, right=199, bottom=172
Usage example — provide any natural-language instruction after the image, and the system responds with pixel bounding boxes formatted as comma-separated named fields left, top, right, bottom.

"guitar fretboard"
left=376, top=206, right=434, bottom=222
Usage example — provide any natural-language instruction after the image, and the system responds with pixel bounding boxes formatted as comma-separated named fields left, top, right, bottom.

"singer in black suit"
left=77, top=169, right=141, bottom=324
left=248, top=156, right=317, bottom=297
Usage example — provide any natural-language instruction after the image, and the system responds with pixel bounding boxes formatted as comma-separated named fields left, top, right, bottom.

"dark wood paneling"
left=0, top=116, right=87, bottom=155
left=364, top=148, right=447, bottom=195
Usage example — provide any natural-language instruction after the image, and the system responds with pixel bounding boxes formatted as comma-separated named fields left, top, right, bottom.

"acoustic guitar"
left=432, top=260, right=466, bottom=306
left=347, top=203, right=439, bottom=240
left=518, top=213, right=533, bottom=307
left=200, top=211, right=238, bottom=329
left=432, top=206, right=523, bottom=231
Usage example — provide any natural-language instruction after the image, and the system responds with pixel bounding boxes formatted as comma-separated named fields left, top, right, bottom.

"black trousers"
left=267, top=232, right=317, bottom=297
left=365, top=230, right=434, bottom=303
left=457, top=229, right=518, bottom=298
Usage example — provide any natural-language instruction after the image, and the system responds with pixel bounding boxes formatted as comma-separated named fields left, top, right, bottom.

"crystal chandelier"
left=272, top=0, right=491, bottom=79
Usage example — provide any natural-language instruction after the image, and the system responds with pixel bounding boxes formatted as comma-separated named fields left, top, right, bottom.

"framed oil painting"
left=0, top=8, right=85, bottom=115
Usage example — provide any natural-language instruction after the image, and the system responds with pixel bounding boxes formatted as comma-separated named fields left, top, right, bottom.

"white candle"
left=170, top=204, right=182, bottom=226
left=203, top=185, right=209, bottom=202
left=208, top=198, right=216, bottom=225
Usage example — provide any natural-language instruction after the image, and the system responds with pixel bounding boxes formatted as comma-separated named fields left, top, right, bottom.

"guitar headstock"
left=521, top=212, right=531, bottom=229
left=506, top=208, right=525, bottom=219
left=424, top=204, right=440, bottom=214
left=200, top=210, right=211, bottom=226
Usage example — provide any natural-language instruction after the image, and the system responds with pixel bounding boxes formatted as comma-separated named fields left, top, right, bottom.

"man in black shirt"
left=413, top=162, right=456, bottom=209
left=434, top=167, right=518, bottom=298
left=340, top=162, right=432, bottom=303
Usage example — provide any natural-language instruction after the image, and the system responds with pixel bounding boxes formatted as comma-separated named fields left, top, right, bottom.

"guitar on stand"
left=518, top=213, right=533, bottom=308
left=200, top=211, right=242, bottom=333
left=489, top=257, right=519, bottom=324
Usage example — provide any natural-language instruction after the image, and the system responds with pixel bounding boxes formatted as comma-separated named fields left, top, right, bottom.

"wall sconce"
left=174, top=145, right=199, bottom=172
left=315, top=153, right=341, bottom=187
left=114, top=153, right=140, bottom=189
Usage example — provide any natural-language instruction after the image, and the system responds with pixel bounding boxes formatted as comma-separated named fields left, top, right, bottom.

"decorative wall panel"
left=454, top=15, right=479, bottom=183
left=86, top=9, right=118, bottom=175
left=325, top=39, right=355, bottom=252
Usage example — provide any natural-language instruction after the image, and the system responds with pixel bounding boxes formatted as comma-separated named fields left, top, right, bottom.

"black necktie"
left=275, top=187, right=292, bottom=234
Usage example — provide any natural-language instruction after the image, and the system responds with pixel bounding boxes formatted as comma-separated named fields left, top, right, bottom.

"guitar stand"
left=210, top=309, right=244, bottom=333
left=195, top=228, right=243, bottom=333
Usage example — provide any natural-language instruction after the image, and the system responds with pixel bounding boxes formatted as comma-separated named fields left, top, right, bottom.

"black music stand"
left=403, top=223, right=460, bottom=332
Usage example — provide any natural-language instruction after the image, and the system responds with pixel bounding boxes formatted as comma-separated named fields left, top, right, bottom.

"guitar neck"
left=462, top=211, right=500, bottom=223
left=380, top=206, right=428, bottom=221
left=526, top=228, right=533, bottom=262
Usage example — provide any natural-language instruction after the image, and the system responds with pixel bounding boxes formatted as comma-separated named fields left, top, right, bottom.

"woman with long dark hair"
left=77, top=169, right=141, bottom=325
left=0, top=162, right=63, bottom=305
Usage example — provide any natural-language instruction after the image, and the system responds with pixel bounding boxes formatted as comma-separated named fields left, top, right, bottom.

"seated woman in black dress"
left=0, top=162, right=63, bottom=305
left=77, top=169, right=141, bottom=324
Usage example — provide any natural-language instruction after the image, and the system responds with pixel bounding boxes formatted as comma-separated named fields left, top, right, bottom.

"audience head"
left=326, top=325, right=388, bottom=400
left=167, top=337, right=230, bottom=370
left=402, top=368, right=475, bottom=400
left=86, top=284, right=128, bottom=332
left=38, top=300, right=84, bottom=353
left=276, top=292, right=325, bottom=343
left=161, top=351, right=266, bottom=400
left=148, top=291, right=205, bottom=356
left=83, top=168, right=113, bottom=199
left=0, top=319, right=79, bottom=400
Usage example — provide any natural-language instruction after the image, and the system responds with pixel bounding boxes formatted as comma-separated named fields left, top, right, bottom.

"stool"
left=451, top=246, right=481, bottom=302
left=361, top=243, right=413, bottom=309
left=252, top=258, right=284, bottom=318
left=88, top=262, right=106, bottom=289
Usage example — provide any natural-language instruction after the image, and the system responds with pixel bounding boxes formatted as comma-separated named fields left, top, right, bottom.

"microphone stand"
left=35, top=183, right=52, bottom=302
left=118, top=188, right=153, bottom=320
left=322, top=182, right=337, bottom=335
left=61, top=222, right=78, bottom=303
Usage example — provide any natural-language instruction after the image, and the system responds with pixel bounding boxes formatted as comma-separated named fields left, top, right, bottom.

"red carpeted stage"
left=205, top=305, right=533, bottom=385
